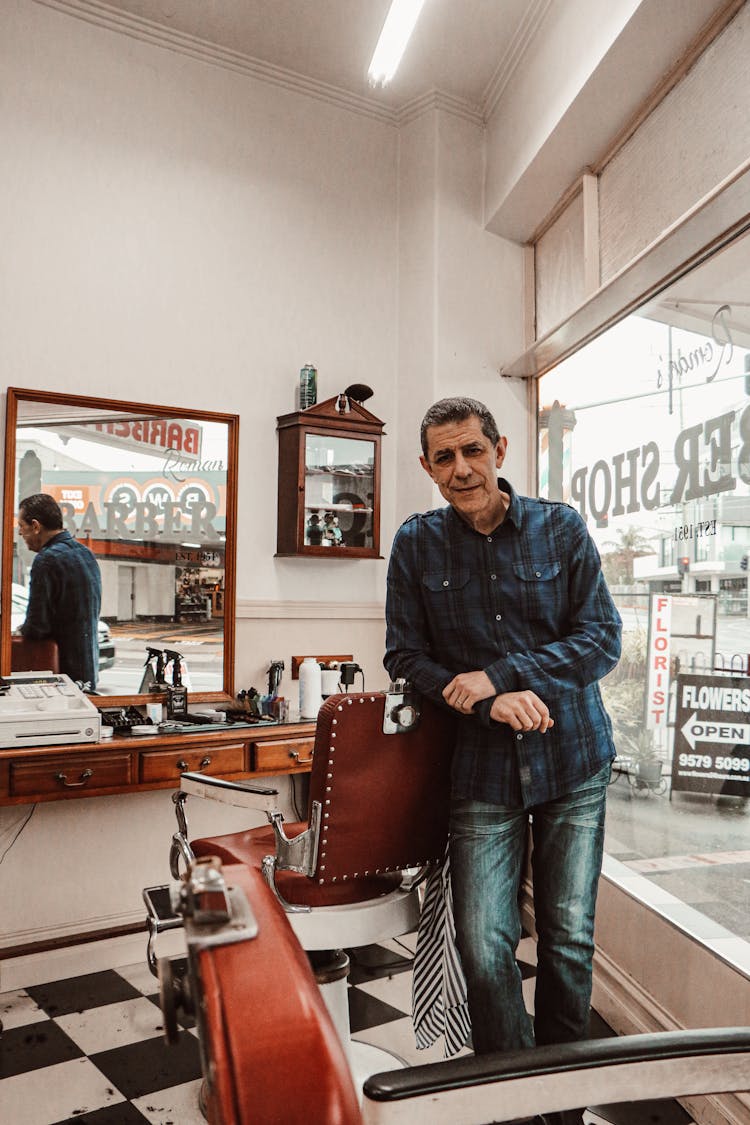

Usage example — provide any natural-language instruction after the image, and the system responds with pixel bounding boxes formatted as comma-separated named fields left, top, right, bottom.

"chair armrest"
left=361, top=1027, right=750, bottom=1124
left=180, top=771, right=281, bottom=814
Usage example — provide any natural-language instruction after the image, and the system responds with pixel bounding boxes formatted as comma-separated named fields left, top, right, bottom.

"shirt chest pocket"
left=512, top=560, right=562, bottom=621
left=421, top=569, right=473, bottom=635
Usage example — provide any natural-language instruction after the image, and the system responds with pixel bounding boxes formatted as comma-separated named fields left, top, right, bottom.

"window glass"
left=539, top=231, right=750, bottom=957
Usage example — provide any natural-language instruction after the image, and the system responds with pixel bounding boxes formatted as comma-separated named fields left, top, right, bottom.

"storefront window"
left=538, top=230, right=750, bottom=961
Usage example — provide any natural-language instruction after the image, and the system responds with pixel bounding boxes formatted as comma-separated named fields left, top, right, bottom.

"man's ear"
left=495, top=437, right=508, bottom=469
left=419, top=453, right=436, bottom=481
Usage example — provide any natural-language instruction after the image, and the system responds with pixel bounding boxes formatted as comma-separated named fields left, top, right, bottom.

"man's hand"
left=489, top=690, right=554, bottom=732
left=442, top=670, right=495, bottom=713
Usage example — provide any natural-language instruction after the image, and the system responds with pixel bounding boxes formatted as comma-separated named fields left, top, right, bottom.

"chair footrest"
left=143, top=884, right=182, bottom=930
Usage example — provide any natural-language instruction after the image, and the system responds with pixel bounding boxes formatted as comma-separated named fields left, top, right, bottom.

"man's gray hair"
left=420, top=397, right=500, bottom=457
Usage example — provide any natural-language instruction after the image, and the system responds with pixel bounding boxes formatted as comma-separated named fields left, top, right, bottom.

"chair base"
left=351, top=1041, right=408, bottom=1100
left=286, top=886, right=421, bottom=951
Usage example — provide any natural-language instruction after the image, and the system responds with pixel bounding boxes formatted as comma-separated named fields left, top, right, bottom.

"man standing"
left=17, top=493, right=102, bottom=689
left=385, top=398, right=621, bottom=1124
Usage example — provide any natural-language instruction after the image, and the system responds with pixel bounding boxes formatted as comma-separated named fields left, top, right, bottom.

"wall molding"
left=482, top=0, right=553, bottom=121
left=35, top=0, right=397, bottom=124
left=35, top=0, right=484, bottom=129
left=397, top=88, right=483, bottom=129
left=236, top=598, right=384, bottom=621
left=0, top=907, right=142, bottom=952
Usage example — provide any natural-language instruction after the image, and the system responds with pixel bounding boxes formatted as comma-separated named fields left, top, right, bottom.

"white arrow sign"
left=681, top=712, right=750, bottom=751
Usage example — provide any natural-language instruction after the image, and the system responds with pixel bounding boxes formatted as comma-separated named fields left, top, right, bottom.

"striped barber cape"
left=412, top=844, right=471, bottom=1057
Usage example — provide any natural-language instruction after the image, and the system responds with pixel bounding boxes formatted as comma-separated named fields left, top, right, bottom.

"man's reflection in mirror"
left=15, top=493, right=102, bottom=690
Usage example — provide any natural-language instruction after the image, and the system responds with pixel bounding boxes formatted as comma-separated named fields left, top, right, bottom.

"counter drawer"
left=10, top=751, right=132, bottom=797
left=254, top=737, right=314, bottom=772
left=139, top=743, right=246, bottom=783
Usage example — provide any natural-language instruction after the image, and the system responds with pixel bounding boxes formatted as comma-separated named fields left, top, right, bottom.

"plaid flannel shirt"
left=384, top=479, right=622, bottom=808
left=21, top=530, right=102, bottom=688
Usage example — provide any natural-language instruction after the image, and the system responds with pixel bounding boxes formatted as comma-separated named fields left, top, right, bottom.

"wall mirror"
left=1, top=388, right=238, bottom=704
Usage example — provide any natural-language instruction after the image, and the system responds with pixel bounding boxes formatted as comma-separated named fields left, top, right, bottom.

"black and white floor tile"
left=0, top=934, right=698, bottom=1125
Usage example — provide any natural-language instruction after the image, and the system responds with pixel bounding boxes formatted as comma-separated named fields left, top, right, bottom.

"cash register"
left=0, top=671, right=101, bottom=747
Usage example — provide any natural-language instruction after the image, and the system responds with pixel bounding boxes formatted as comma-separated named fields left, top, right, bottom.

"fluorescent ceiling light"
left=368, top=0, right=427, bottom=87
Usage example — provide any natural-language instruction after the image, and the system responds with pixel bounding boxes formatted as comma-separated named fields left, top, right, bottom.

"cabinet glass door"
left=304, top=434, right=375, bottom=549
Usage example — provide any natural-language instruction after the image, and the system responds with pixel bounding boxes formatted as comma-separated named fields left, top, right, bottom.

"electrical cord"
left=0, top=804, right=36, bottom=865
left=290, top=773, right=305, bottom=821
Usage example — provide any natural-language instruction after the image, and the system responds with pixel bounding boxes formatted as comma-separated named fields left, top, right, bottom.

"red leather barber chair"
left=151, top=856, right=750, bottom=1125
left=160, top=687, right=454, bottom=1077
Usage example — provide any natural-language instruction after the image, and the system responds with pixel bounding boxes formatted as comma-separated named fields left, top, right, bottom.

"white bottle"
left=299, top=657, right=322, bottom=719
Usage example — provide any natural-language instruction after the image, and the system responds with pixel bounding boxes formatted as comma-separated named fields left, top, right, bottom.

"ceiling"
left=73, top=0, right=543, bottom=116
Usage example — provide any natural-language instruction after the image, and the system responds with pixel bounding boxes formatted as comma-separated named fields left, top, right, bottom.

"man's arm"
left=384, top=525, right=456, bottom=706
left=19, top=557, right=55, bottom=640
left=484, top=510, right=621, bottom=700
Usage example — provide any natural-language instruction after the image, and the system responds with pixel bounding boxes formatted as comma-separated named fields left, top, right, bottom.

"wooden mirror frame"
left=1, top=387, right=238, bottom=707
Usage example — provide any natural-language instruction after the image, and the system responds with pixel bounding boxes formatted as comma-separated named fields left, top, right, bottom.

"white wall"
left=0, top=0, right=527, bottom=966
left=393, top=108, right=527, bottom=527
left=0, top=0, right=398, bottom=606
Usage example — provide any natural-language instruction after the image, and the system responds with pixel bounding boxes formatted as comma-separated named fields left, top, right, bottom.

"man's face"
left=420, top=415, right=507, bottom=528
left=17, top=512, right=44, bottom=553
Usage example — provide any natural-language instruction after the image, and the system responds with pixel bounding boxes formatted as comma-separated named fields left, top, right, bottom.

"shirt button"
left=495, top=614, right=502, bottom=621
left=490, top=573, right=497, bottom=580
left=535, top=571, right=542, bottom=578
left=443, top=580, right=449, bottom=587
left=487, top=536, right=493, bottom=542
left=516, top=732, right=523, bottom=740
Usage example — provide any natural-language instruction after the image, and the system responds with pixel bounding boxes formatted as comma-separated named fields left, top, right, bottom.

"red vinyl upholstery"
left=11, top=636, right=60, bottom=673
left=197, top=864, right=361, bottom=1125
left=191, top=692, right=455, bottom=907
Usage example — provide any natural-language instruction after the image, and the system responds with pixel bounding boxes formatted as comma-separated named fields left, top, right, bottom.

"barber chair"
left=11, top=635, right=60, bottom=672
left=151, top=856, right=750, bottom=1125
left=151, top=687, right=454, bottom=1080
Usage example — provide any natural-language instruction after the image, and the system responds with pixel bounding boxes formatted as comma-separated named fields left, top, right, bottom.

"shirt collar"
left=39, top=529, right=71, bottom=551
left=446, top=477, right=523, bottom=535
left=498, top=478, right=523, bottom=530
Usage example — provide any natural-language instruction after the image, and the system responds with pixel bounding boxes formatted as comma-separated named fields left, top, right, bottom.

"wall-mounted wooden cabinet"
left=276, top=396, right=384, bottom=558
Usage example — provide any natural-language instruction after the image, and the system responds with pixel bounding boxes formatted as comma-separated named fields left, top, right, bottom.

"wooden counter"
left=0, top=721, right=317, bottom=806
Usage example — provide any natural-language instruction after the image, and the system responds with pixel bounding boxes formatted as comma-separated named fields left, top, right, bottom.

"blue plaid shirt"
left=21, top=530, right=102, bottom=688
left=384, top=479, right=621, bottom=808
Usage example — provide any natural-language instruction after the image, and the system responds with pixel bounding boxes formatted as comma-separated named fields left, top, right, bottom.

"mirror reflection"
left=4, top=391, right=235, bottom=697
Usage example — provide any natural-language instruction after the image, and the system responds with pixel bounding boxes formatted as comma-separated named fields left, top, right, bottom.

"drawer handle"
left=55, top=768, right=94, bottom=789
left=289, top=749, right=313, bottom=765
left=177, top=756, right=212, bottom=773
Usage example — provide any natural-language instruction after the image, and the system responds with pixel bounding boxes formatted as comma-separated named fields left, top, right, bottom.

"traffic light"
left=677, top=556, right=690, bottom=576
left=741, top=554, right=749, bottom=572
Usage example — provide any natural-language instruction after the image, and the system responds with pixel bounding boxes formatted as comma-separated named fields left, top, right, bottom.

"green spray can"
left=299, top=363, right=317, bottom=410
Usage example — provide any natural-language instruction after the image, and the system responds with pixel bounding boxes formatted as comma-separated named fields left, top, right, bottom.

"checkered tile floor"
left=0, top=934, right=697, bottom=1125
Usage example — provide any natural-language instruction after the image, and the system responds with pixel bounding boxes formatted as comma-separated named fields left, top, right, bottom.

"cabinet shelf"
left=304, top=503, right=373, bottom=514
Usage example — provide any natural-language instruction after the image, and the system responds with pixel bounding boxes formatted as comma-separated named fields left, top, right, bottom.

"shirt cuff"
left=485, top=657, right=516, bottom=694
left=474, top=697, right=495, bottom=728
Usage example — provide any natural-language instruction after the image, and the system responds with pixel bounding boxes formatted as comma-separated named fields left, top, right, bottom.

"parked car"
left=11, top=582, right=116, bottom=671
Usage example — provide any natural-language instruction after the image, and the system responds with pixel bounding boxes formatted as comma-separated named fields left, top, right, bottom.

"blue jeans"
left=449, top=763, right=610, bottom=1056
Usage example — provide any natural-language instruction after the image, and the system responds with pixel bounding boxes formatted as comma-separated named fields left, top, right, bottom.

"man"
left=385, top=397, right=621, bottom=1125
left=17, top=493, right=102, bottom=689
